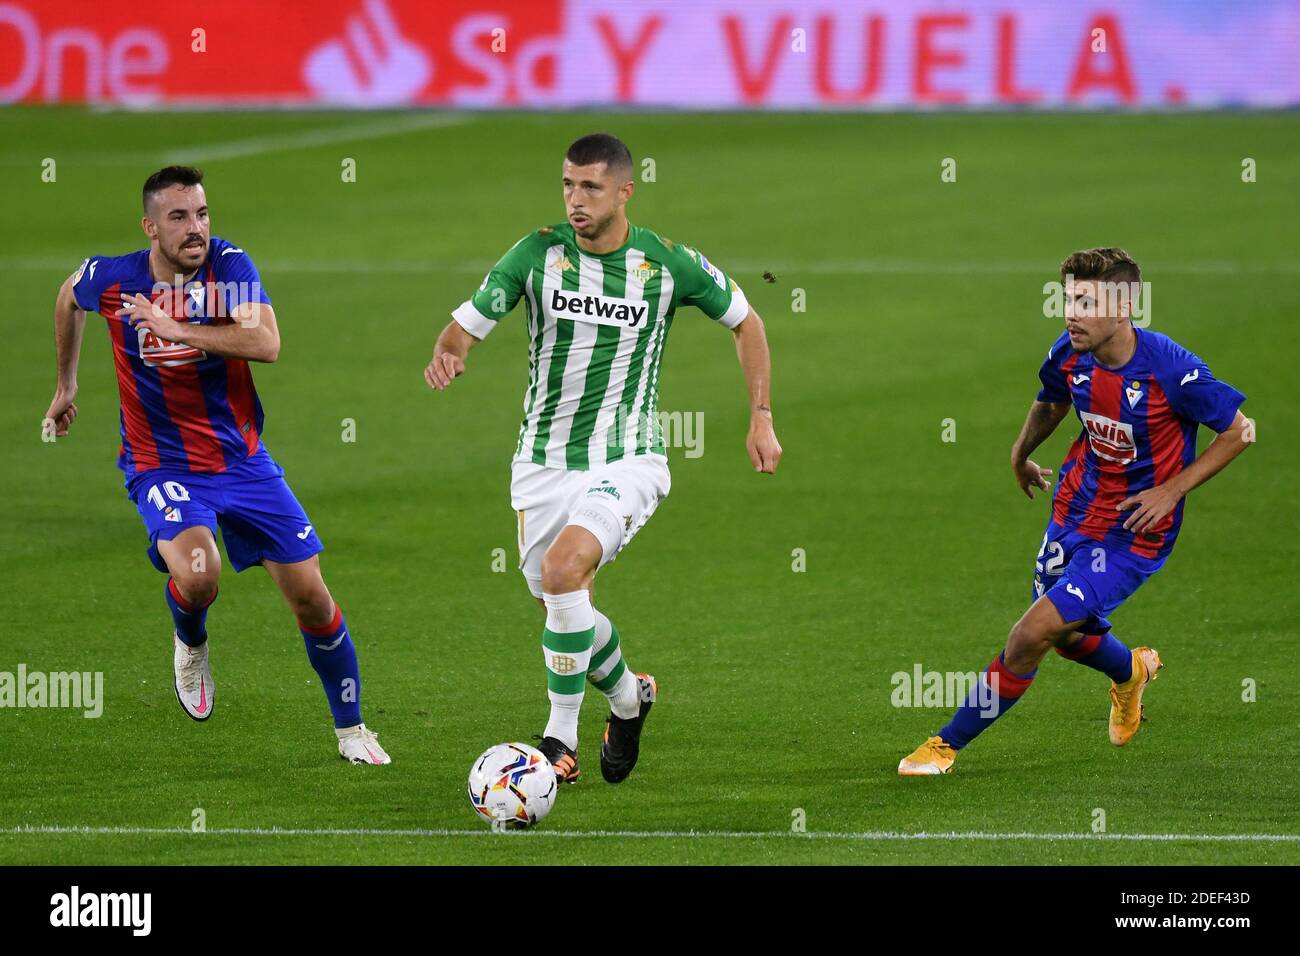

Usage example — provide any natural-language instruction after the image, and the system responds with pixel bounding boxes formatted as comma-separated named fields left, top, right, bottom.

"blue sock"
left=937, top=653, right=1037, bottom=750
left=1056, top=632, right=1133, bottom=683
left=299, top=605, right=362, bottom=729
left=166, top=578, right=215, bottom=647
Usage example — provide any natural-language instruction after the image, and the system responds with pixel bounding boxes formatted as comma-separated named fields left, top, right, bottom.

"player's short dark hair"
left=143, top=165, right=204, bottom=212
left=565, top=133, right=633, bottom=180
left=1060, top=247, right=1141, bottom=285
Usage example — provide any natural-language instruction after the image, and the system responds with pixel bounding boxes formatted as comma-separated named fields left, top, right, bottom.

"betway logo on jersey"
left=548, top=289, right=649, bottom=329
left=1079, top=411, right=1136, bottom=464
left=137, top=327, right=206, bottom=367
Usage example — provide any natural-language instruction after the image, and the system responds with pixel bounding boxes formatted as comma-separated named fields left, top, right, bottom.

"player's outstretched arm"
left=732, top=307, right=781, bottom=474
left=45, top=275, right=86, bottom=437
left=116, top=295, right=280, bottom=363
left=1118, top=409, right=1254, bottom=533
left=425, top=320, right=480, bottom=391
left=1011, top=399, right=1071, bottom=498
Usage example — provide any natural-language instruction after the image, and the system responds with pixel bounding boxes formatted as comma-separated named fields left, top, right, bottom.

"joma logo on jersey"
left=137, top=327, right=206, bottom=367
left=548, top=289, right=648, bottom=329
left=1078, top=411, right=1136, bottom=464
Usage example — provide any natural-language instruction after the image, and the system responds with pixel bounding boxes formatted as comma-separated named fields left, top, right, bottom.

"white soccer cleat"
left=173, top=633, right=214, bottom=721
left=337, top=723, right=392, bottom=765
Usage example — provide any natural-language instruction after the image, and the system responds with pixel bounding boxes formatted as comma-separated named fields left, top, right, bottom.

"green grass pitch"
left=1, top=109, right=1297, bottom=865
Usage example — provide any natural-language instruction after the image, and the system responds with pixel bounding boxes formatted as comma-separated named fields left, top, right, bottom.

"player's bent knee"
left=540, top=545, right=594, bottom=594
left=288, top=588, right=333, bottom=627
left=1053, top=630, right=1090, bottom=655
left=172, top=569, right=219, bottom=606
left=1007, top=618, right=1054, bottom=657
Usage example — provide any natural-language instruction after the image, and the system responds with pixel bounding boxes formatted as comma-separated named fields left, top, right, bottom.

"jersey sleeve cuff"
left=716, top=287, right=750, bottom=329
left=71, top=275, right=102, bottom=311
left=1207, top=398, right=1245, bottom=434
left=452, top=300, right=497, bottom=339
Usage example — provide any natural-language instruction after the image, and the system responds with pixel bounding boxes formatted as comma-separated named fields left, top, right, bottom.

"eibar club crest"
left=1125, top=381, right=1143, bottom=408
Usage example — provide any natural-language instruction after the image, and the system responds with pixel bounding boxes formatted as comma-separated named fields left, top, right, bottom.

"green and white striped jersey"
left=452, top=222, right=749, bottom=470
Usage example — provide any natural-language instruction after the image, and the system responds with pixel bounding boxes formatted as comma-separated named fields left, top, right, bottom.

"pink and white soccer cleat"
left=337, top=723, right=392, bottom=765
left=173, top=633, right=215, bottom=721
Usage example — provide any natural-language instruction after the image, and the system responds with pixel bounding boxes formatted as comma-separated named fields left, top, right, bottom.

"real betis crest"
left=631, top=259, right=658, bottom=284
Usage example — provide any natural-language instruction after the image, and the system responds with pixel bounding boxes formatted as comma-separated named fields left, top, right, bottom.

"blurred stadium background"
left=2, top=0, right=1297, bottom=108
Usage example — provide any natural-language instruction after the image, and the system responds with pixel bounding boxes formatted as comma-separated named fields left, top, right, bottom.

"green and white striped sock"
left=589, top=609, right=641, bottom=720
left=542, top=590, right=595, bottom=751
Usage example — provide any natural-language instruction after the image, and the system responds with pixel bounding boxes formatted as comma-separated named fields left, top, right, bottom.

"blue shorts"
left=1030, top=519, right=1163, bottom=634
left=127, top=445, right=323, bottom=573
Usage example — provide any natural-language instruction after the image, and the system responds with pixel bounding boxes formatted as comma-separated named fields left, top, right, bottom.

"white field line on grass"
left=4, top=257, right=1298, bottom=277
left=5, top=826, right=1299, bottom=842
left=162, top=112, right=472, bottom=163
left=0, top=113, right=471, bottom=168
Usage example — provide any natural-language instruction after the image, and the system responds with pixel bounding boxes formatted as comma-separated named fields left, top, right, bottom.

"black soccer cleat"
left=600, top=674, right=657, bottom=784
left=535, top=735, right=581, bottom=784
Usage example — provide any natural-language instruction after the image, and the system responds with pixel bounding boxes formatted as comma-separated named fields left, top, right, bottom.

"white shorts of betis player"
left=510, top=453, right=671, bottom=598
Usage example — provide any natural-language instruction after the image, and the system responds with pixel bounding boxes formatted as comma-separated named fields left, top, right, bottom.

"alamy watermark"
left=0, top=665, right=103, bottom=718
left=147, top=275, right=265, bottom=327
left=50, top=886, right=150, bottom=936
left=891, top=664, right=999, bottom=717
left=1043, top=276, right=1152, bottom=328
left=602, top=406, right=704, bottom=458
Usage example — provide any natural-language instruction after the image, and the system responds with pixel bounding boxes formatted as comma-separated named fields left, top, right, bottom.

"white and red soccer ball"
left=467, top=742, right=558, bottom=829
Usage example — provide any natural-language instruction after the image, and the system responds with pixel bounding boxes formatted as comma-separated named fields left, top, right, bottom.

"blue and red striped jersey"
left=71, top=236, right=273, bottom=476
left=1037, top=328, right=1245, bottom=560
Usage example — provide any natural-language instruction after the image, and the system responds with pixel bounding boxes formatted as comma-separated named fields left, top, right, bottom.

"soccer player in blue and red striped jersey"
left=42, top=166, right=390, bottom=765
left=899, top=248, right=1253, bottom=774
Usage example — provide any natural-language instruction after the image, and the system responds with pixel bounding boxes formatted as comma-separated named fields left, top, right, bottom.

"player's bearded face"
left=1064, top=278, right=1127, bottom=352
left=147, top=184, right=210, bottom=273
left=562, top=160, right=628, bottom=241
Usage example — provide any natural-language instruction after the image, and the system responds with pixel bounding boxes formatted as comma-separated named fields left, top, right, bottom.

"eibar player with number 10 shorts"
left=425, top=133, right=782, bottom=784
left=899, top=248, right=1252, bottom=775
left=43, top=166, right=390, bottom=765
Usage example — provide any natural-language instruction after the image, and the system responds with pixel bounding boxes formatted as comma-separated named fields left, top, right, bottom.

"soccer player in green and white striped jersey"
left=425, top=133, right=781, bottom=785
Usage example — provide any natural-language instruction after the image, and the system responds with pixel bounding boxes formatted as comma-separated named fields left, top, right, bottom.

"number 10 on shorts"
left=146, top=481, right=191, bottom=510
